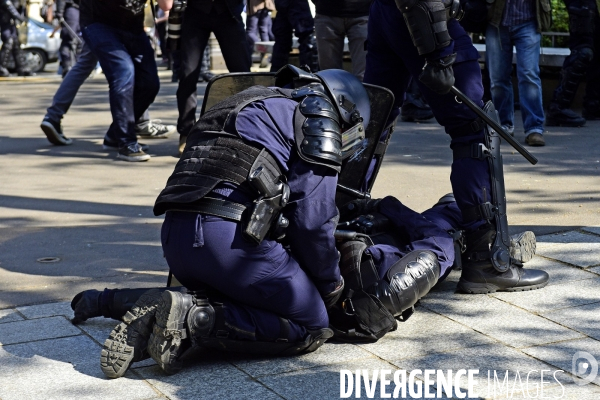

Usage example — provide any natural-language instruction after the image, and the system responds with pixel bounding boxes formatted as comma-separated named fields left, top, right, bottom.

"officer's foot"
left=583, top=102, right=600, bottom=120
left=100, top=289, right=163, bottom=379
left=71, top=289, right=102, bottom=324
left=458, top=225, right=548, bottom=294
left=0, top=66, right=9, bottom=77
left=509, top=231, right=536, bottom=264
left=41, top=117, right=73, bottom=145
left=17, top=69, right=34, bottom=77
left=147, top=290, right=194, bottom=375
left=546, top=105, right=586, bottom=127
left=400, top=103, right=434, bottom=122
left=457, top=261, right=549, bottom=294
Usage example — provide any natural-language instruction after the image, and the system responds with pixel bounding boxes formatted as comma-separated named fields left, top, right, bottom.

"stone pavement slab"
left=492, top=277, right=600, bottom=313
left=358, top=308, right=496, bottom=363
left=517, top=256, right=599, bottom=286
left=522, top=337, right=600, bottom=386
left=17, top=301, right=72, bottom=319
left=421, top=290, right=584, bottom=348
left=542, top=302, right=600, bottom=340
left=0, top=316, right=80, bottom=345
left=0, top=308, right=24, bottom=324
left=0, top=335, right=161, bottom=400
left=536, top=231, right=600, bottom=268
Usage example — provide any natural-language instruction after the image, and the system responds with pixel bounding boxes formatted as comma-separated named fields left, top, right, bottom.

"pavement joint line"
left=227, top=361, right=288, bottom=399
left=531, top=253, right=600, bottom=270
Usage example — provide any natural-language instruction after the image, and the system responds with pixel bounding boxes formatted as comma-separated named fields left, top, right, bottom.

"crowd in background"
left=1, top=0, right=599, bottom=157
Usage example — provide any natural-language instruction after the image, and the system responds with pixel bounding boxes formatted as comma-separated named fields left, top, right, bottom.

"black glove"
left=172, top=0, right=187, bottom=13
left=419, top=53, right=456, bottom=95
left=321, top=277, right=345, bottom=310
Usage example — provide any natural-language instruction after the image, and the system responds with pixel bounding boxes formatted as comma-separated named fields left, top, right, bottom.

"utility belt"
left=171, top=148, right=290, bottom=245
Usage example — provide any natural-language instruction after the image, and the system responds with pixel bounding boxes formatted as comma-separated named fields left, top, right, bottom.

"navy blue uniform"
left=364, top=0, right=491, bottom=232
left=162, top=97, right=340, bottom=342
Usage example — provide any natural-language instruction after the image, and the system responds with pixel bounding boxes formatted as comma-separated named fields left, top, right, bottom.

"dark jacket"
left=487, top=0, right=552, bottom=32
left=312, top=0, right=371, bottom=18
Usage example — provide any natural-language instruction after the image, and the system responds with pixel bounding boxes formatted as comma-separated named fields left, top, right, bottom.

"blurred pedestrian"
left=312, top=0, right=369, bottom=80
left=546, top=0, right=600, bottom=126
left=55, top=0, right=81, bottom=77
left=246, top=0, right=275, bottom=66
left=485, top=0, right=552, bottom=146
left=0, top=0, right=32, bottom=76
left=270, top=0, right=317, bottom=72
left=170, top=0, right=251, bottom=156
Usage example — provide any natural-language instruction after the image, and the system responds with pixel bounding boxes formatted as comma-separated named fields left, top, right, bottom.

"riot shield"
left=200, top=72, right=277, bottom=116
left=335, top=84, right=395, bottom=208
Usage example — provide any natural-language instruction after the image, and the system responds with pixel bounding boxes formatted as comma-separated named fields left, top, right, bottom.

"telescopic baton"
left=450, top=86, right=538, bottom=165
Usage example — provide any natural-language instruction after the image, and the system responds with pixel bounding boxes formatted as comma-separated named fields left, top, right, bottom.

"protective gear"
left=100, top=289, right=163, bottom=379
left=171, top=0, right=187, bottom=13
left=551, top=47, right=594, bottom=110
left=1, top=0, right=25, bottom=23
left=147, top=290, right=334, bottom=375
left=71, top=287, right=170, bottom=324
left=452, top=101, right=511, bottom=273
left=366, top=250, right=440, bottom=315
left=321, top=278, right=344, bottom=309
left=458, top=224, right=549, bottom=293
left=395, top=0, right=452, bottom=56
left=328, top=240, right=397, bottom=342
left=419, top=53, right=456, bottom=95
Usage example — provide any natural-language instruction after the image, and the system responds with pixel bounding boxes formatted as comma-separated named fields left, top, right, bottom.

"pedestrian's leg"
left=270, top=5, right=293, bottom=71
left=314, top=14, right=345, bottom=71
left=345, top=16, right=369, bottom=80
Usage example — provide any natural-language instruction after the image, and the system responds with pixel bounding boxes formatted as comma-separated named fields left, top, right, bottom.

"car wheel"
left=23, top=48, right=47, bottom=73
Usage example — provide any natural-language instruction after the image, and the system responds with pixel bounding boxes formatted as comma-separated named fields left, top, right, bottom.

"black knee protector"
left=554, top=47, right=594, bottom=107
left=396, top=0, right=452, bottom=56
left=187, top=297, right=333, bottom=356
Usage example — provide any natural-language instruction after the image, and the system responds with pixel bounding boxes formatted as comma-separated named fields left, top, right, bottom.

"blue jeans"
left=46, top=42, right=151, bottom=134
left=485, top=21, right=544, bottom=135
left=82, top=23, right=159, bottom=148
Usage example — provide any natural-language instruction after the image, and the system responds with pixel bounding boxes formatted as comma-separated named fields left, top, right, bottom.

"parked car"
left=0, top=18, right=60, bottom=73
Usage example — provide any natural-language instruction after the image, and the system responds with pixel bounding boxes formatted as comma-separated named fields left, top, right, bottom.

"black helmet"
left=315, top=69, right=371, bottom=131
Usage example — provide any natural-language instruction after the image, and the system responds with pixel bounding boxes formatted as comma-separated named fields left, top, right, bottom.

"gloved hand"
left=321, top=277, right=345, bottom=309
left=52, top=17, right=63, bottom=28
left=172, top=0, right=187, bottom=13
left=419, top=53, right=456, bottom=95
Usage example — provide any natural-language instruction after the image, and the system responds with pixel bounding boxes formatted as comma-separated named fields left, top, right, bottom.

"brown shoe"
left=178, top=135, right=187, bottom=156
left=525, top=132, right=545, bottom=146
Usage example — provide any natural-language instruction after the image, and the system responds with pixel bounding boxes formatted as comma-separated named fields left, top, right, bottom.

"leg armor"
left=454, top=101, right=511, bottom=272
left=395, top=0, right=452, bottom=56
left=148, top=290, right=333, bottom=374
left=367, top=250, right=440, bottom=317
left=551, top=47, right=594, bottom=109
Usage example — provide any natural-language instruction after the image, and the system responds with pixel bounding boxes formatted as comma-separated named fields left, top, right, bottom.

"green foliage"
left=541, top=0, right=570, bottom=47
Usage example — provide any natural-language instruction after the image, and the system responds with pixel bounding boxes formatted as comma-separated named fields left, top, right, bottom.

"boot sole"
left=457, top=279, right=549, bottom=294
left=147, top=291, right=188, bottom=375
left=100, top=289, right=161, bottom=379
left=509, top=231, right=536, bottom=264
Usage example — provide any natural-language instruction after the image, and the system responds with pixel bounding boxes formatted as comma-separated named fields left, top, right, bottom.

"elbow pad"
left=395, top=0, right=452, bottom=56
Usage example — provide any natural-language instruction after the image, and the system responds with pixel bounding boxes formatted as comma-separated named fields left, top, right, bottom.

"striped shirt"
left=502, top=0, right=536, bottom=27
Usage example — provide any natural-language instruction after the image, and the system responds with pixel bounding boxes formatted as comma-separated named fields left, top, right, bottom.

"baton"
left=61, top=19, right=83, bottom=45
left=450, top=86, right=538, bottom=165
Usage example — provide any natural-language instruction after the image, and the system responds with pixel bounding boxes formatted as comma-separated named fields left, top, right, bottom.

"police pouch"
left=243, top=149, right=290, bottom=244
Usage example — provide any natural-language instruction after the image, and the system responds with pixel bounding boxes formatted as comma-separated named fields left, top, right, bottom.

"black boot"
left=546, top=103, right=586, bottom=127
left=100, top=289, right=165, bottom=378
left=458, top=225, right=549, bottom=294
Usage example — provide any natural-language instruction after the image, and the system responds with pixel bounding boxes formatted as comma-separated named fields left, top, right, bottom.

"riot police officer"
left=546, top=0, right=600, bottom=126
left=363, top=0, right=549, bottom=293
left=0, top=0, right=32, bottom=76
left=54, top=0, right=81, bottom=77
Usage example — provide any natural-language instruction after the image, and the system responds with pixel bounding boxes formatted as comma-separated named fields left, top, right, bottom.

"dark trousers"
left=176, top=7, right=251, bottom=136
left=246, top=8, right=273, bottom=52
left=59, top=5, right=81, bottom=72
left=0, top=22, right=21, bottom=69
left=82, top=23, right=160, bottom=149
left=364, top=0, right=490, bottom=232
left=270, top=0, right=314, bottom=71
left=161, top=211, right=328, bottom=342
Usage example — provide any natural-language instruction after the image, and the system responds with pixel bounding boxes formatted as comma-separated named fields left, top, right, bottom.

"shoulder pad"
left=294, top=93, right=342, bottom=172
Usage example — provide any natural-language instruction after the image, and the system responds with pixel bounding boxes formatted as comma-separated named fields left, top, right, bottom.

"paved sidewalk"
left=1, top=75, right=600, bottom=399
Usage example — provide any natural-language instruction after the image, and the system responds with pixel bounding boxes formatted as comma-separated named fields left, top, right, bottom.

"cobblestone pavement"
left=1, top=70, right=599, bottom=399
